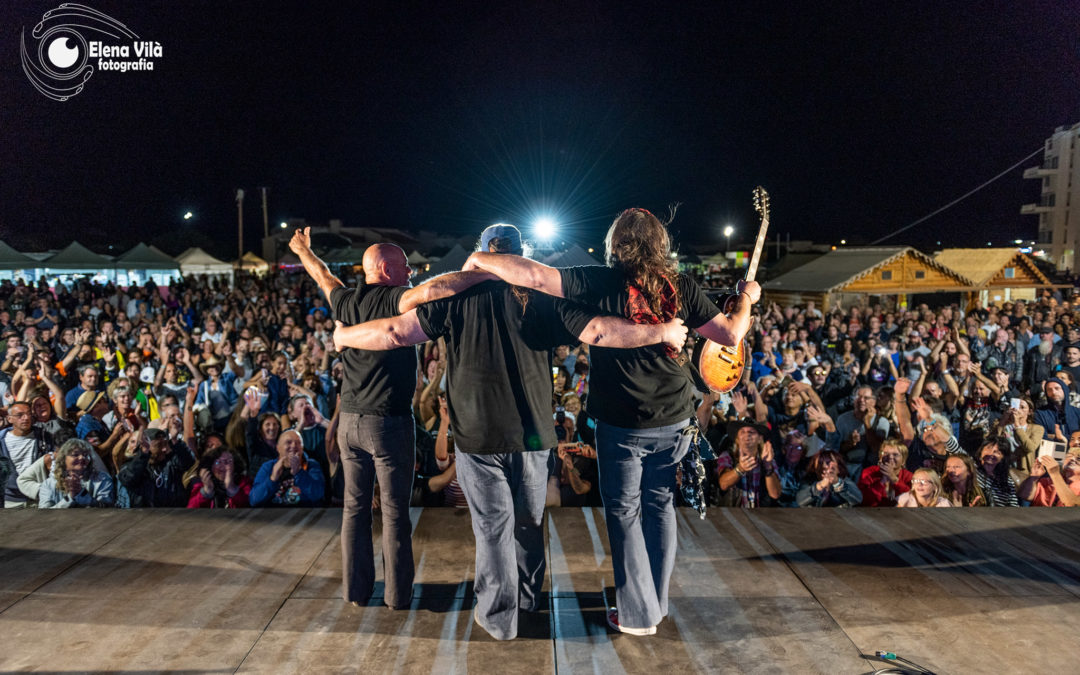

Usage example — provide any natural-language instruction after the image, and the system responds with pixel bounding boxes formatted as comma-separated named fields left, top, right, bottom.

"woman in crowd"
left=239, top=387, right=280, bottom=476
left=553, top=365, right=572, bottom=400
left=993, top=395, right=1043, bottom=473
left=974, top=438, right=1020, bottom=506
left=187, top=445, right=251, bottom=508
left=1018, top=453, right=1080, bottom=507
left=102, top=385, right=141, bottom=432
left=858, top=438, right=913, bottom=507
left=940, top=453, right=987, bottom=507
left=38, top=438, right=115, bottom=508
left=774, top=430, right=809, bottom=507
left=897, top=468, right=951, bottom=507
left=796, top=449, right=862, bottom=507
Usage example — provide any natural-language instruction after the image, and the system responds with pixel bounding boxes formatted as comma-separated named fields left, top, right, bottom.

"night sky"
left=2, top=1, right=1078, bottom=259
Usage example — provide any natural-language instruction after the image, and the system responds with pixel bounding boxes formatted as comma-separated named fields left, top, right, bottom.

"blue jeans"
left=454, top=449, right=552, bottom=640
left=338, top=412, right=415, bottom=608
left=596, top=418, right=692, bottom=629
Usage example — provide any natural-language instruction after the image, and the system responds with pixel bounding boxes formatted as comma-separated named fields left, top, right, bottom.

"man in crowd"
left=0, top=401, right=51, bottom=508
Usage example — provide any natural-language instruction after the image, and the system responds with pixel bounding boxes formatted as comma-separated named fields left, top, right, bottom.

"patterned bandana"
left=625, top=276, right=679, bottom=357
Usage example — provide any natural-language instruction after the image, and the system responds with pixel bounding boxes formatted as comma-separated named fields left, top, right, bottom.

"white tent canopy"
left=176, top=247, right=233, bottom=277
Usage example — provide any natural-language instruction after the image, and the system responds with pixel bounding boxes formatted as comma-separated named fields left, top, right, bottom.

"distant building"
left=1022, top=122, right=1080, bottom=271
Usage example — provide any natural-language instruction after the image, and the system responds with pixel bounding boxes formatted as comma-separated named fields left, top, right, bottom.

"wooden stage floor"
left=2, top=507, right=1080, bottom=674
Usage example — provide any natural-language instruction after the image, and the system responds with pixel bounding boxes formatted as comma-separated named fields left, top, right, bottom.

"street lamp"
left=723, top=225, right=734, bottom=252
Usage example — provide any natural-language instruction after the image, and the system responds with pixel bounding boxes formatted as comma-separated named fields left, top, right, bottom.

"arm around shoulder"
left=463, top=252, right=565, bottom=298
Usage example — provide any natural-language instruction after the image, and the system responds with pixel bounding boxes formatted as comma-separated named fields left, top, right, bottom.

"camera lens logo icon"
left=47, top=36, right=81, bottom=69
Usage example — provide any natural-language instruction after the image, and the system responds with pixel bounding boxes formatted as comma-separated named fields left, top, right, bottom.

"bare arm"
left=462, top=252, right=565, bottom=298
left=576, top=316, right=686, bottom=350
left=894, top=380, right=915, bottom=444
left=333, top=312, right=429, bottom=352
left=397, top=270, right=497, bottom=313
left=290, top=227, right=344, bottom=300
left=694, top=286, right=757, bottom=348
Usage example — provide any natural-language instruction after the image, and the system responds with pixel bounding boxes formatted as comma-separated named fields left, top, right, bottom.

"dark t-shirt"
left=330, top=283, right=416, bottom=416
left=415, top=280, right=593, bottom=454
left=559, top=267, right=721, bottom=428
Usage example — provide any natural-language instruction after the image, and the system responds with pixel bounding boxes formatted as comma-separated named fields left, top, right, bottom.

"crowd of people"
left=1, top=267, right=1079, bottom=513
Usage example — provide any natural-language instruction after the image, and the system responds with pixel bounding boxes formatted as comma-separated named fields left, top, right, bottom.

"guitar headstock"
left=752, top=186, right=770, bottom=222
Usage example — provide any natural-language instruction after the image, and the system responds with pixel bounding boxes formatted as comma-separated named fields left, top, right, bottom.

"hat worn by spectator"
left=479, top=223, right=522, bottom=253
left=76, top=390, right=106, bottom=413
left=199, top=355, right=225, bottom=373
left=726, top=419, right=770, bottom=439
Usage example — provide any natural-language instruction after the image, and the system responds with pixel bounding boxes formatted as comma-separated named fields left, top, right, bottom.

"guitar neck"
left=744, top=215, right=769, bottom=283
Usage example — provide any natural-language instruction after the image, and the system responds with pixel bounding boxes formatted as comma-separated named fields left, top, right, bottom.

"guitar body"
left=693, top=186, right=769, bottom=394
left=696, top=337, right=746, bottom=393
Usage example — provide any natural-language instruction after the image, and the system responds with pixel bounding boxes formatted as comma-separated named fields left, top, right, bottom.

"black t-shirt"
left=559, top=267, right=721, bottom=428
left=330, top=283, right=416, bottom=416
left=415, top=280, right=593, bottom=454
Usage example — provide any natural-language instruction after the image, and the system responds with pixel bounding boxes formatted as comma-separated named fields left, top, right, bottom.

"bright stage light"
left=280, top=221, right=288, bottom=228
left=183, top=211, right=193, bottom=220
left=723, top=225, right=734, bottom=238
left=533, top=217, right=557, bottom=239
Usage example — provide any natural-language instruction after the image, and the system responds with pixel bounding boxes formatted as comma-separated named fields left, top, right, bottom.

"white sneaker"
left=606, top=608, right=656, bottom=636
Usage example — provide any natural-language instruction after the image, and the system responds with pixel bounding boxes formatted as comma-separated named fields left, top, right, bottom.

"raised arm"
left=333, top=313, right=429, bottom=352
left=463, top=252, right=565, bottom=298
left=290, top=227, right=344, bottom=299
left=693, top=281, right=760, bottom=348
left=397, top=271, right=497, bottom=313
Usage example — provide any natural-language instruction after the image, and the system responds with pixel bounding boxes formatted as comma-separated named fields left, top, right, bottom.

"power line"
left=870, top=145, right=1045, bottom=245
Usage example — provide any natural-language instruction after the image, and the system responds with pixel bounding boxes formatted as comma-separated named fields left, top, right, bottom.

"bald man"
left=290, top=228, right=493, bottom=610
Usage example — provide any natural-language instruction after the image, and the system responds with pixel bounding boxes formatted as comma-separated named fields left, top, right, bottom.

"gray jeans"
left=337, top=412, right=415, bottom=608
left=454, top=449, right=552, bottom=640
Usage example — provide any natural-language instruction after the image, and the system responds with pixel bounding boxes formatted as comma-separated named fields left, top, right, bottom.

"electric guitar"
left=693, top=186, right=769, bottom=393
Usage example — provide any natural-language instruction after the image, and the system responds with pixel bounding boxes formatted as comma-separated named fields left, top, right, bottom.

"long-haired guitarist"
left=463, top=207, right=761, bottom=636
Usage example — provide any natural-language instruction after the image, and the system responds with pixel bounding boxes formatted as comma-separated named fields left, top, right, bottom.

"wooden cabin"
left=934, top=248, right=1054, bottom=306
left=763, top=247, right=976, bottom=311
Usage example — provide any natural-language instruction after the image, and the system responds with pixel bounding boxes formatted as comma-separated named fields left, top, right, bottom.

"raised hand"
left=737, top=453, right=758, bottom=474
left=198, top=468, right=214, bottom=496
left=731, top=391, right=749, bottom=416
left=1031, top=455, right=1049, bottom=477
left=894, top=377, right=911, bottom=396
left=1039, top=454, right=1061, bottom=476
left=761, top=440, right=774, bottom=464
left=289, top=227, right=312, bottom=256
left=243, top=387, right=261, bottom=415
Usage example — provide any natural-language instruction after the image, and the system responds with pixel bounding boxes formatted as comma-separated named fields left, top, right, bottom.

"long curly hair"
left=604, top=208, right=681, bottom=317
left=52, top=438, right=95, bottom=496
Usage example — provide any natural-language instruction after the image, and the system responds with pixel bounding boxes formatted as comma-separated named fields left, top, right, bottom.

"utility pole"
left=260, top=187, right=269, bottom=239
left=236, top=188, right=245, bottom=260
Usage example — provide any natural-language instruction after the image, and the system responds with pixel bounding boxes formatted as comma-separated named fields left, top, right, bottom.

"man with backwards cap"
left=289, top=227, right=494, bottom=612
left=333, top=223, right=688, bottom=640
